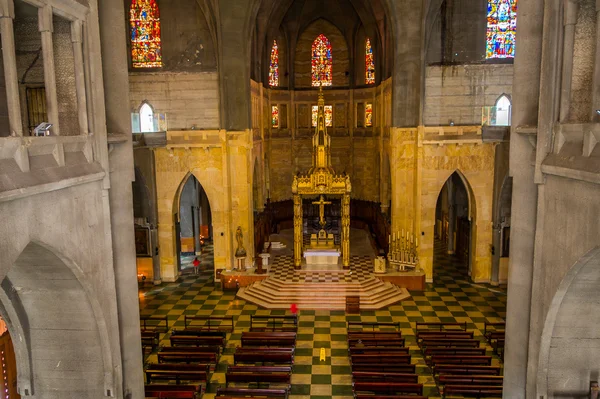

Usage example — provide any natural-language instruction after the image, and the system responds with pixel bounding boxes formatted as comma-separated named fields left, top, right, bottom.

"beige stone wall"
left=129, top=72, right=219, bottom=130
left=424, top=64, right=514, bottom=125
left=154, top=132, right=254, bottom=280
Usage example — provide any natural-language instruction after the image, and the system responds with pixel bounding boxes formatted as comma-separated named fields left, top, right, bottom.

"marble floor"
left=139, top=236, right=507, bottom=399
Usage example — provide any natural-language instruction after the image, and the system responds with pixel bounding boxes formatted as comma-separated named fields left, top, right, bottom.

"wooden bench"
left=351, top=354, right=412, bottom=365
left=483, top=322, right=505, bottom=342
left=171, top=328, right=227, bottom=338
left=159, top=345, right=221, bottom=355
left=141, top=316, right=170, bottom=333
left=354, top=396, right=427, bottom=399
left=416, top=321, right=467, bottom=332
left=170, top=334, right=225, bottom=347
left=419, top=338, right=480, bottom=348
left=348, top=338, right=405, bottom=348
left=157, top=348, right=219, bottom=364
left=349, top=347, right=409, bottom=355
left=142, top=331, right=160, bottom=352
left=250, top=315, right=298, bottom=332
left=429, top=355, right=492, bottom=366
left=433, top=365, right=502, bottom=376
left=215, top=387, right=289, bottom=398
left=416, top=331, right=474, bottom=341
left=348, top=332, right=402, bottom=339
left=493, top=338, right=505, bottom=359
left=234, top=347, right=295, bottom=365
left=145, top=363, right=210, bottom=384
left=424, top=347, right=487, bottom=359
left=442, top=384, right=503, bottom=398
left=439, top=375, right=503, bottom=386
left=184, top=315, right=234, bottom=333
left=145, top=384, right=203, bottom=398
left=351, top=363, right=416, bottom=374
left=352, top=382, right=423, bottom=395
left=241, top=332, right=296, bottom=347
left=347, top=321, right=401, bottom=332
left=225, top=366, right=292, bottom=387
left=351, top=371, right=419, bottom=383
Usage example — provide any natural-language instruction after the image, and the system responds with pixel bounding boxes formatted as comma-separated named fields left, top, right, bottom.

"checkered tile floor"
left=268, top=255, right=373, bottom=283
left=139, top=240, right=507, bottom=399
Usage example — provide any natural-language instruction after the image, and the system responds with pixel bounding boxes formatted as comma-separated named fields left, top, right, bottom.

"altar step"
left=236, top=276, right=411, bottom=310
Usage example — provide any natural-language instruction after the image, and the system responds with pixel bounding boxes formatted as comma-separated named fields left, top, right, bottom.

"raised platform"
left=303, top=248, right=340, bottom=266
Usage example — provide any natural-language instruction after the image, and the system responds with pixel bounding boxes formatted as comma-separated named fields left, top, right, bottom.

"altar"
left=303, top=248, right=341, bottom=265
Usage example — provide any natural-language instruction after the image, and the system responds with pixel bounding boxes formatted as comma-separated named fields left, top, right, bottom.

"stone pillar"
left=293, top=194, right=302, bottom=269
left=559, top=0, right=579, bottom=122
left=98, top=1, right=145, bottom=398
left=491, top=223, right=501, bottom=286
left=502, top=0, right=545, bottom=397
left=592, top=0, right=600, bottom=120
left=70, top=21, right=88, bottom=135
left=193, top=181, right=201, bottom=255
left=342, top=193, right=350, bottom=269
left=0, top=0, right=21, bottom=136
left=38, top=5, right=59, bottom=135
left=446, top=179, right=456, bottom=254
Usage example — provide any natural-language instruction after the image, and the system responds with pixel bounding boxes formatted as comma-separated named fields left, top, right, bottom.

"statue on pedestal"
left=235, top=226, right=247, bottom=257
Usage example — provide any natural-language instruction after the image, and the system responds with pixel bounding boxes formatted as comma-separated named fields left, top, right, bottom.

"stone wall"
left=424, top=64, right=513, bottom=126
left=53, top=16, right=79, bottom=136
left=129, top=72, right=219, bottom=130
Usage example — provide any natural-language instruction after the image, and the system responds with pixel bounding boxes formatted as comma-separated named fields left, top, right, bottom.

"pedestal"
left=373, top=256, right=386, bottom=273
left=235, top=256, right=246, bottom=271
left=259, top=253, right=271, bottom=273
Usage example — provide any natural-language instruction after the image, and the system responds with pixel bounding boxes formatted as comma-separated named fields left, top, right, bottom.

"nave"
left=139, top=241, right=506, bottom=399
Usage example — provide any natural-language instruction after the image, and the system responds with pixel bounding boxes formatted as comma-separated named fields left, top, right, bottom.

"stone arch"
left=537, top=246, right=600, bottom=398
left=1, top=241, right=114, bottom=397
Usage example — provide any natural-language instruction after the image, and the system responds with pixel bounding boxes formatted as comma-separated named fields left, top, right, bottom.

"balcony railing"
left=482, top=106, right=511, bottom=126
left=131, top=112, right=168, bottom=133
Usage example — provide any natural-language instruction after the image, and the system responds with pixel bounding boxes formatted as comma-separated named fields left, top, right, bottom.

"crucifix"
left=312, top=195, right=332, bottom=228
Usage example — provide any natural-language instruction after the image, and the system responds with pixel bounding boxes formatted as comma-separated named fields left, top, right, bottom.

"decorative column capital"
left=38, top=5, right=53, bottom=33
left=71, top=20, right=83, bottom=43
left=0, top=0, right=14, bottom=19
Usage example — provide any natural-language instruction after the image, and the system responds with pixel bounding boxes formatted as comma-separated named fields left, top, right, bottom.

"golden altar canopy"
left=291, top=86, right=351, bottom=268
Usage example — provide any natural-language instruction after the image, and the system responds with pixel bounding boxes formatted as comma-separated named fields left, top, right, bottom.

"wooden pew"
left=349, top=347, right=409, bottom=355
left=348, top=338, right=406, bottom=348
left=493, top=338, right=505, bottom=360
left=184, top=315, right=234, bottom=333
left=351, top=363, right=416, bottom=374
left=351, top=354, right=412, bottom=365
left=483, top=322, right=505, bottom=342
left=171, top=328, right=227, bottom=338
left=241, top=331, right=296, bottom=347
left=429, top=355, right=492, bottom=366
left=347, top=321, right=401, bottom=332
left=215, top=387, right=289, bottom=398
left=438, top=375, right=503, bottom=386
left=170, top=334, right=225, bottom=347
left=354, top=396, right=427, bottom=399
left=157, top=347, right=219, bottom=364
left=416, top=321, right=467, bottom=332
left=352, top=382, right=423, bottom=396
left=225, top=366, right=292, bottom=387
left=145, top=363, right=210, bottom=384
left=250, top=315, right=298, bottom=332
left=145, top=384, right=203, bottom=398
left=351, top=371, right=419, bottom=383
left=234, top=347, right=295, bottom=365
left=424, top=347, right=487, bottom=359
left=442, top=384, right=503, bottom=398
left=416, top=331, right=474, bottom=341
left=142, top=331, right=159, bottom=352
left=433, top=365, right=502, bottom=376
left=141, top=316, right=170, bottom=333
left=348, top=332, right=402, bottom=340
left=419, top=338, right=480, bottom=348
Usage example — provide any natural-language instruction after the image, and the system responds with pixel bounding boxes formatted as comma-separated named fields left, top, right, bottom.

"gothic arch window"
left=312, top=34, right=332, bottom=86
left=269, top=40, right=279, bottom=87
left=139, top=102, right=154, bottom=132
left=486, top=0, right=517, bottom=59
left=365, top=38, right=375, bottom=84
left=130, top=0, right=162, bottom=68
left=494, top=94, right=511, bottom=126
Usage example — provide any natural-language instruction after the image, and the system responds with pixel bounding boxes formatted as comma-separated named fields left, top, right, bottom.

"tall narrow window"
left=312, top=34, right=333, bottom=86
left=139, top=103, right=154, bottom=132
left=130, top=0, right=162, bottom=68
left=272, top=105, right=279, bottom=128
left=269, top=40, right=279, bottom=87
left=365, top=38, right=375, bottom=84
left=486, top=0, right=517, bottom=59
left=494, top=95, right=511, bottom=126
left=365, top=103, right=373, bottom=127
left=312, top=105, right=333, bottom=127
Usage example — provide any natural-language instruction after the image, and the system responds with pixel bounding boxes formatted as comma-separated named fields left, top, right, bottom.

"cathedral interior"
left=0, top=0, right=598, bottom=398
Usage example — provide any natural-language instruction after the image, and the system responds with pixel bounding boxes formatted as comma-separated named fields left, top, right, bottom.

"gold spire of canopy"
left=311, top=84, right=333, bottom=173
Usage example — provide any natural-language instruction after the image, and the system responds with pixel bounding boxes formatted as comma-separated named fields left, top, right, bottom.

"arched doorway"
left=174, top=174, right=212, bottom=275
left=0, top=316, right=18, bottom=398
left=434, top=171, right=473, bottom=279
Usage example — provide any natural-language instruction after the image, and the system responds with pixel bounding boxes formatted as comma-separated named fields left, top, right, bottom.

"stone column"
left=38, top=5, right=59, bottom=135
left=193, top=181, right=201, bottom=255
left=559, top=0, right=579, bottom=122
left=342, top=194, right=350, bottom=269
left=98, top=1, right=145, bottom=398
left=446, top=179, right=456, bottom=254
left=0, top=0, right=21, bottom=136
left=592, top=0, right=600, bottom=120
left=293, top=194, right=302, bottom=269
left=70, top=21, right=88, bottom=135
left=502, top=0, right=545, bottom=397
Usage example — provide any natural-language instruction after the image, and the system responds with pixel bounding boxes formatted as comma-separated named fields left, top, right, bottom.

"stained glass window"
left=365, top=103, right=373, bottom=127
left=269, top=40, right=279, bottom=87
left=312, top=105, right=333, bottom=127
left=312, top=34, right=332, bottom=86
left=272, top=105, right=279, bottom=128
left=486, top=0, right=517, bottom=59
left=130, top=0, right=162, bottom=68
left=365, top=38, right=375, bottom=84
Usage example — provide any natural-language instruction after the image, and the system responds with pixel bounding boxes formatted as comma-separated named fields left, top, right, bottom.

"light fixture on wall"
left=33, top=122, right=53, bottom=137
